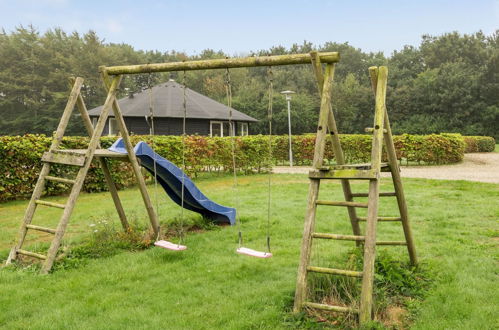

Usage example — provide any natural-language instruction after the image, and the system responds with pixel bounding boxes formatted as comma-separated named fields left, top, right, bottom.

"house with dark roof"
left=88, top=80, right=258, bottom=136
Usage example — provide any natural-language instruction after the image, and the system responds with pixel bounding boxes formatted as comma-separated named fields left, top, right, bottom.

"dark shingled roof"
left=88, top=80, right=257, bottom=122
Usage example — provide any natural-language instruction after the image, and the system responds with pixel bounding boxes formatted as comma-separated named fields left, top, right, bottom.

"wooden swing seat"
left=236, top=247, right=272, bottom=258
left=154, top=240, right=187, bottom=251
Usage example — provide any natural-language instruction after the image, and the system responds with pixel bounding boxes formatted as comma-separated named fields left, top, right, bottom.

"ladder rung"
left=376, top=241, right=408, bottom=246
left=307, top=266, right=363, bottom=277
left=357, top=216, right=402, bottom=222
left=309, top=169, right=377, bottom=180
left=35, top=200, right=66, bottom=209
left=26, top=224, right=57, bottom=234
left=316, top=200, right=368, bottom=208
left=351, top=192, right=397, bottom=197
left=41, top=150, right=86, bottom=166
left=44, top=176, right=76, bottom=185
left=312, top=233, right=365, bottom=241
left=303, top=301, right=358, bottom=313
left=16, top=249, right=47, bottom=260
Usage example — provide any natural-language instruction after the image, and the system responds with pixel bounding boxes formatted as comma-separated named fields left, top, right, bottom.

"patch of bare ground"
left=274, top=152, right=499, bottom=183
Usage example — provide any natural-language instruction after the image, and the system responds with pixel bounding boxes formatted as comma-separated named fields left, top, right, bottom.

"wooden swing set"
left=5, top=51, right=416, bottom=325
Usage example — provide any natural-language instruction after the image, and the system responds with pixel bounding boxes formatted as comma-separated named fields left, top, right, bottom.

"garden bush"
left=463, top=136, right=496, bottom=153
left=0, top=133, right=470, bottom=202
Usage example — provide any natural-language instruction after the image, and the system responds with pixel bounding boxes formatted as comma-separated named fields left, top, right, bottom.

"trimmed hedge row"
left=463, top=136, right=496, bottom=153
left=0, top=133, right=477, bottom=202
left=0, top=135, right=134, bottom=202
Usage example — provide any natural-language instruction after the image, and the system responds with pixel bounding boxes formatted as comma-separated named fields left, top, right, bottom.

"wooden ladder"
left=5, top=75, right=159, bottom=274
left=293, top=57, right=418, bottom=324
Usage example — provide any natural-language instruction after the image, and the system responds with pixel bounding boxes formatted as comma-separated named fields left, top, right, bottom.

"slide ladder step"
left=316, top=200, right=368, bottom=208
left=357, top=216, right=401, bottom=222
left=16, top=249, right=47, bottom=260
left=303, top=301, right=358, bottom=314
left=26, top=224, right=57, bottom=234
left=41, top=150, right=86, bottom=166
left=44, top=176, right=76, bottom=185
left=35, top=200, right=66, bottom=209
left=307, top=266, right=363, bottom=277
left=351, top=192, right=396, bottom=197
left=312, top=233, right=365, bottom=241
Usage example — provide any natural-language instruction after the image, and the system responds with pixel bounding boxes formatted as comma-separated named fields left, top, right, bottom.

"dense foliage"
left=0, top=133, right=474, bottom=202
left=0, top=27, right=497, bottom=138
left=462, top=136, right=496, bottom=153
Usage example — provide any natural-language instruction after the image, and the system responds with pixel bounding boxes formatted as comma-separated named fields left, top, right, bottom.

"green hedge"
left=0, top=135, right=134, bottom=202
left=463, top=136, right=496, bottom=153
left=0, top=133, right=467, bottom=202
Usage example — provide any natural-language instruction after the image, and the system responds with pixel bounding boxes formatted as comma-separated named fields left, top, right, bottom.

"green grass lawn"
left=1, top=174, right=498, bottom=329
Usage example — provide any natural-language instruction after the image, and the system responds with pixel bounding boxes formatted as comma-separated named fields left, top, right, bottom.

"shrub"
left=463, top=136, right=496, bottom=153
left=0, top=133, right=467, bottom=202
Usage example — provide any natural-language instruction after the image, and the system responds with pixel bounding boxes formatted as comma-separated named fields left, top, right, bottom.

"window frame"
left=239, top=122, right=249, bottom=136
left=108, top=117, right=118, bottom=136
left=210, top=120, right=234, bottom=137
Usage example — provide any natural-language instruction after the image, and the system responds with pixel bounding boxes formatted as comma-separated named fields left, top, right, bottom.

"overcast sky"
left=1, top=0, right=497, bottom=55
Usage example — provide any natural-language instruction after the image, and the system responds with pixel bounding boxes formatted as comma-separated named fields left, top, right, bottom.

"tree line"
left=0, top=26, right=497, bottom=138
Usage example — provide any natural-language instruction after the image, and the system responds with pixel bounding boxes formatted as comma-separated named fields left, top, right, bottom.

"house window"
left=239, top=122, right=249, bottom=136
left=210, top=121, right=234, bottom=137
left=92, top=117, right=97, bottom=128
left=108, top=118, right=119, bottom=135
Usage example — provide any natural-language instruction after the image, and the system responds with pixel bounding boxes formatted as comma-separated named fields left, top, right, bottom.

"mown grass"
left=0, top=174, right=498, bottom=329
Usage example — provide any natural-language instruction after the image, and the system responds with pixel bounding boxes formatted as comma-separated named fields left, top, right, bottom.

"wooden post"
left=294, top=61, right=336, bottom=312
left=100, top=68, right=160, bottom=236
left=359, top=67, right=388, bottom=323
left=368, top=68, right=418, bottom=266
left=293, top=179, right=320, bottom=312
left=312, top=63, right=335, bottom=168
left=70, top=77, right=130, bottom=232
left=309, top=51, right=362, bottom=240
left=5, top=79, right=84, bottom=265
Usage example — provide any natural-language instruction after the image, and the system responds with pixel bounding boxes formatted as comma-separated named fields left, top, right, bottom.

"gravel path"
left=273, top=153, right=499, bottom=184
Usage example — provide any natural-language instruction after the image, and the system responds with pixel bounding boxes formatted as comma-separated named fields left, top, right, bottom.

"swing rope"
left=226, top=63, right=274, bottom=258
left=147, top=72, right=160, bottom=241
left=150, top=73, right=186, bottom=251
left=179, top=70, right=187, bottom=245
left=266, top=66, right=274, bottom=253
left=224, top=67, right=242, bottom=247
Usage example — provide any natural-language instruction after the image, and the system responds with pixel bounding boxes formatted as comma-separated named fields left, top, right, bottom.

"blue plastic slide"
left=109, top=139, right=236, bottom=225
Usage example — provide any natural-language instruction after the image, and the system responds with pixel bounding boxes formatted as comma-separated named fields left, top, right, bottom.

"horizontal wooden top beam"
left=101, top=51, right=340, bottom=75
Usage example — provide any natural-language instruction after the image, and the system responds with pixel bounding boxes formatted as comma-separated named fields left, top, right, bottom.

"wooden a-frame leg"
left=309, top=52, right=362, bottom=241
left=100, top=68, right=160, bottom=236
left=359, top=179, right=380, bottom=322
left=367, top=68, right=417, bottom=265
left=294, top=62, right=335, bottom=313
left=293, top=179, right=320, bottom=312
left=359, top=67, right=388, bottom=323
left=98, top=158, right=130, bottom=231
left=41, top=76, right=123, bottom=274
left=72, top=83, right=130, bottom=232
left=6, top=79, right=84, bottom=267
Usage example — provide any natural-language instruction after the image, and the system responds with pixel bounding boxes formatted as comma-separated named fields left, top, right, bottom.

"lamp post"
left=280, top=90, right=295, bottom=167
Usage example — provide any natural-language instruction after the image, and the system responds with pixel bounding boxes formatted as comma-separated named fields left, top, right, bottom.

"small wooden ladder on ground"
left=5, top=76, right=159, bottom=274
left=293, top=58, right=418, bottom=325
